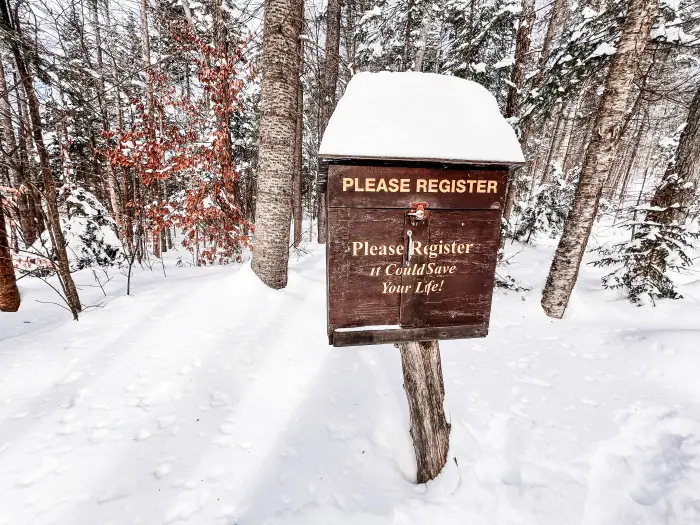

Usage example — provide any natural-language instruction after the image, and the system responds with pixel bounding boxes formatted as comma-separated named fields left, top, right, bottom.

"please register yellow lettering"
left=342, top=177, right=498, bottom=194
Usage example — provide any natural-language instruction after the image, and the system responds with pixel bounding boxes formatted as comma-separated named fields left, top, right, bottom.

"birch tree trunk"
left=414, top=11, right=431, bottom=72
left=541, top=0, right=658, bottom=318
left=317, top=0, right=341, bottom=245
left=251, top=0, right=303, bottom=288
left=0, top=192, right=20, bottom=312
left=502, top=0, right=535, bottom=223
left=292, top=38, right=304, bottom=248
left=397, top=340, right=450, bottom=484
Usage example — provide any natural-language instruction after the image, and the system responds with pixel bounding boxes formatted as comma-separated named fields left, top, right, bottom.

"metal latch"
left=407, top=202, right=429, bottom=222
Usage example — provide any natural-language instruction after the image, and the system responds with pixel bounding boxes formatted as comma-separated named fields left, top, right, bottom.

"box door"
left=327, top=207, right=405, bottom=331
left=399, top=210, right=501, bottom=328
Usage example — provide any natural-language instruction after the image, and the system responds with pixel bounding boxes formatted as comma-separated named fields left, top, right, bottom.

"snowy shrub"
left=591, top=174, right=699, bottom=306
left=515, top=165, right=576, bottom=243
left=495, top=251, right=530, bottom=292
left=28, top=185, right=125, bottom=272
left=494, top=270, right=529, bottom=292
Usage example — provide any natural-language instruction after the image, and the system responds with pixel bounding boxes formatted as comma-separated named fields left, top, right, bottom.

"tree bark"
left=402, top=0, right=415, bottom=71
left=161, top=180, right=168, bottom=253
left=647, top=84, right=700, bottom=224
left=213, top=0, right=233, bottom=165
left=535, top=0, right=566, bottom=86
left=317, top=0, right=341, bottom=245
left=140, top=0, right=153, bottom=113
left=316, top=195, right=327, bottom=244
left=292, top=38, right=304, bottom=248
left=541, top=0, right=658, bottom=319
left=1, top=2, right=82, bottom=318
left=397, top=340, right=450, bottom=484
left=251, top=0, right=303, bottom=288
left=414, top=11, right=431, bottom=72
left=0, top=59, right=34, bottom=246
left=91, top=0, right=124, bottom=236
left=13, top=70, right=43, bottom=241
left=502, top=0, right=536, bottom=224
left=542, top=102, right=565, bottom=183
left=505, top=0, right=535, bottom=120
left=0, top=192, right=20, bottom=312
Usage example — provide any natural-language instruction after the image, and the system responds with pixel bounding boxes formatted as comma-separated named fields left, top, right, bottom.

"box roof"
left=319, top=71, right=525, bottom=166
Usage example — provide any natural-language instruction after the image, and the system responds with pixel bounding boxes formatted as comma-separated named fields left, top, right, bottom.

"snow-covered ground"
left=1, top=227, right=700, bottom=525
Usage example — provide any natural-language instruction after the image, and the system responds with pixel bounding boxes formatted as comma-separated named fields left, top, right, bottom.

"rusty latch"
left=407, top=201, right=429, bottom=221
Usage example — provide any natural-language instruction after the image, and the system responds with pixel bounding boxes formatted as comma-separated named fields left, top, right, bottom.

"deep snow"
left=1, top=227, right=700, bottom=525
left=319, top=72, right=525, bottom=164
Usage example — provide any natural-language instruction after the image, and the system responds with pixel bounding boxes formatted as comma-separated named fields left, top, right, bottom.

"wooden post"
left=397, top=339, right=450, bottom=484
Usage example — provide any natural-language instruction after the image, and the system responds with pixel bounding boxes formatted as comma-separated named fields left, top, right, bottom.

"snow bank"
left=319, top=71, right=524, bottom=164
left=24, top=185, right=125, bottom=273
left=2, top=228, right=700, bottom=524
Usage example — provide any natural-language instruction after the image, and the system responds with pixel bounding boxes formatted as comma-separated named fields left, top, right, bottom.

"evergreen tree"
left=592, top=174, right=698, bottom=305
left=515, top=165, right=577, bottom=244
left=592, top=82, right=700, bottom=306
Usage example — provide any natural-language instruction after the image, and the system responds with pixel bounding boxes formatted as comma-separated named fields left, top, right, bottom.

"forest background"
left=0, top=0, right=699, bottom=319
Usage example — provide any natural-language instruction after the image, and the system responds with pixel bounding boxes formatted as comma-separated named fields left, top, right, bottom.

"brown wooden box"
left=326, top=161, right=510, bottom=347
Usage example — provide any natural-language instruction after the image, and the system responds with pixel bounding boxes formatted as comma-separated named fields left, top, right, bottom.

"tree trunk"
left=647, top=84, right=700, bottom=224
left=414, top=11, right=431, bottom=72
left=154, top=230, right=161, bottom=258
left=555, top=101, right=577, bottom=175
left=397, top=340, right=450, bottom=484
left=292, top=38, right=304, bottom=248
left=91, top=0, right=124, bottom=236
left=251, top=0, right=303, bottom=288
left=402, top=0, right=415, bottom=71
left=0, top=59, right=34, bottom=246
left=161, top=180, right=168, bottom=253
left=535, top=0, right=566, bottom=86
left=317, top=0, right=341, bottom=245
left=213, top=0, right=233, bottom=166
left=504, top=0, right=535, bottom=120
left=542, top=103, right=565, bottom=183
left=670, top=87, right=700, bottom=187
left=541, top=0, right=658, bottom=319
left=317, top=195, right=327, bottom=244
left=140, top=0, right=152, bottom=113
left=1, top=3, right=82, bottom=319
left=0, top=192, right=20, bottom=312
left=13, top=70, right=43, bottom=241
left=502, top=0, right=536, bottom=224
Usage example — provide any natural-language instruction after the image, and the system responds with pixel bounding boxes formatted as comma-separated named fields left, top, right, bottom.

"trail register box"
left=319, top=72, right=525, bottom=347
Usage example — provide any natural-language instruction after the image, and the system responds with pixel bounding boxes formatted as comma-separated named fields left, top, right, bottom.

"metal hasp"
left=407, top=201, right=429, bottom=222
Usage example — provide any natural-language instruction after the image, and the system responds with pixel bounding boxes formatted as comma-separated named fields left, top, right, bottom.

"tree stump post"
left=397, top=340, right=450, bottom=484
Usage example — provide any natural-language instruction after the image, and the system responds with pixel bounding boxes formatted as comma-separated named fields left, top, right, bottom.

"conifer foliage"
left=592, top=114, right=700, bottom=306
left=592, top=175, right=698, bottom=305
left=515, top=166, right=577, bottom=244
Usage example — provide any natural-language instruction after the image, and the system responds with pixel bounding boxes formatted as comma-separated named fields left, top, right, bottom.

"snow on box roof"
left=319, top=71, right=525, bottom=165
